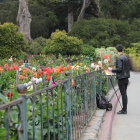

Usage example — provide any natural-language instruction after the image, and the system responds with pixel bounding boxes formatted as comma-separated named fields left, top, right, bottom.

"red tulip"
left=7, top=92, right=13, bottom=97
left=38, top=72, right=41, bottom=76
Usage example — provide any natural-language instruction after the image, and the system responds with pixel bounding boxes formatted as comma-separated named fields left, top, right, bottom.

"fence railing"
left=0, top=70, right=116, bottom=140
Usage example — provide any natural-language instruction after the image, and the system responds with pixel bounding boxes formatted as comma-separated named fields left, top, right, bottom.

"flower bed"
left=0, top=51, right=116, bottom=104
left=0, top=55, right=97, bottom=103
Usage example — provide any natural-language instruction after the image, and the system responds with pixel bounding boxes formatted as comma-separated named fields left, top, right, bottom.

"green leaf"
left=0, top=94, right=9, bottom=103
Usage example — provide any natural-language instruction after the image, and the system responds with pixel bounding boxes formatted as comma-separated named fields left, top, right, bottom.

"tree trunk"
left=68, top=9, right=74, bottom=32
left=77, top=0, right=91, bottom=21
left=92, top=0, right=100, bottom=17
left=17, top=0, right=31, bottom=42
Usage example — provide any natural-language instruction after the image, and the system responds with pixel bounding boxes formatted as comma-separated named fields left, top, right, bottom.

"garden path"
left=111, top=72, right=140, bottom=140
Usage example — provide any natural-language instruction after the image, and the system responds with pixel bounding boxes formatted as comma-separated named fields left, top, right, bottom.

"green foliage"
left=81, top=44, right=96, bottom=59
left=127, top=18, right=140, bottom=43
left=43, top=30, right=83, bottom=55
left=100, top=0, right=140, bottom=19
left=124, top=42, right=140, bottom=55
left=0, top=69, right=16, bottom=92
left=0, top=94, right=9, bottom=104
left=106, top=47, right=116, bottom=52
left=0, top=0, right=18, bottom=24
left=0, top=22, right=26, bottom=58
left=0, top=0, right=140, bottom=41
left=70, top=18, right=140, bottom=48
left=25, top=37, right=46, bottom=55
left=29, top=0, right=70, bottom=39
left=124, top=43, right=140, bottom=71
left=102, top=76, right=108, bottom=95
left=131, top=42, right=140, bottom=53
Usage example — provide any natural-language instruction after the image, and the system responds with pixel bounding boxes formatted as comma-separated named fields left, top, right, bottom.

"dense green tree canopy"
left=0, top=0, right=140, bottom=45
left=0, top=0, right=102, bottom=38
left=100, top=0, right=140, bottom=19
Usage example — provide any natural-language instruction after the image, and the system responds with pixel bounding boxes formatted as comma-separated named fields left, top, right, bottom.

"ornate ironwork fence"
left=0, top=70, right=116, bottom=140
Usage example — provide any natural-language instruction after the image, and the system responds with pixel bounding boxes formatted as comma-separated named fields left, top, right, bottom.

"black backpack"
left=96, top=93, right=112, bottom=111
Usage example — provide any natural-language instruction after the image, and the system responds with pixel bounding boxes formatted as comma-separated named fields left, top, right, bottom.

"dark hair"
left=116, top=44, right=123, bottom=52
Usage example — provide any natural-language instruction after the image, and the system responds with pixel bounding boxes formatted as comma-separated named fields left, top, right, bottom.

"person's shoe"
left=117, top=110, right=127, bottom=114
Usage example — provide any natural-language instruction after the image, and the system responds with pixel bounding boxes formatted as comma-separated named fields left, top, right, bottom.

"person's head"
left=115, top=44, right=123, bottom=53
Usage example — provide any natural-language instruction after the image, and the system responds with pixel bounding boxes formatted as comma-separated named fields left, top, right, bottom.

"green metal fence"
left=0, top=70, right=116, bottom=140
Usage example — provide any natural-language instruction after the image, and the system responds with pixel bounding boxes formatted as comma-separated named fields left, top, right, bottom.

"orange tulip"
left=86, top=68, right=89, bottom=71
left=108, top=53, right=111, bottom=57
left=55, top=69, right=60, bottom=74
left=23, top=72, right=26, bottom=76
left=51, top=68, right=54, bottom=73
left=72, top=79, right=75, bottom=86
left=33, top=73, right=37, bottom=77
left=67, top=65, right=71, bottom=69
left=0, top=68, right=3, bottom=72
left=64, top=67, right=67, bottom=70
left=23, top=70, right=26, bottom=73
left=46, top=75, right=51, bottom=80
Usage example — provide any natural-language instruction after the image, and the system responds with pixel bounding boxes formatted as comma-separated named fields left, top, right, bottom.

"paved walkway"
left=112, top=72, right=140, bottom=140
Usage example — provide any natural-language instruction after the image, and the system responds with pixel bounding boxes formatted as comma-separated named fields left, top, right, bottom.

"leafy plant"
left=81, top=44, right=96, bottom=59
left=25, top=37, right=46, bottom=55
left=69, top=18, right=139, bottom=47
left=43, top=30, right=83, bottom=56
left=0, top=22, right=26, bottom=58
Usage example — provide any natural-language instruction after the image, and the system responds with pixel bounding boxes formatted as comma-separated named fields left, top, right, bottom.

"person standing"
left=108, top=44, right=130, bottom=114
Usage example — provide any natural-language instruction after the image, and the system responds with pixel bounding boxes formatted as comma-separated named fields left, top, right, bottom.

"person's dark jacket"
left=112, top=54, right=130, bottom=79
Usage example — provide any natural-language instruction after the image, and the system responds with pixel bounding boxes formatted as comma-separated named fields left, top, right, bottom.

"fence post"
left=17, top=84, right=28, bottom=140
left=16, top=70, right=19, bottom=86
left=93, top=71, right=96, bottom=110
left=106, top=75, right=109, bottom=93
left=65, top=71, right=72, bottom=140
left=99, top=69, right=102, bottom=95
left=84, top=73, right=88, bottom=125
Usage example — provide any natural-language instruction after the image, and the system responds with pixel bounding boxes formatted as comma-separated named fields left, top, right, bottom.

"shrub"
left=43, top=30, right=83, bottom=56
left=131, top=42, right=140, bottom=53
left=124, top=42, right=140, bottom=55
left=25, top=37, right=46, bottom=55
left=69, top=18, right=134, bottom=47
left=81, top=44, right=96, bottom=59
left=0, top=22, right=26, bottom=58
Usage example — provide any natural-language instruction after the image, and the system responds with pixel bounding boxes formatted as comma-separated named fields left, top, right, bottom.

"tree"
left=17, top=0, right=32, bottom=42
left=100, top=0, right=140, bottom=19
left=67, top=0, right=100, bottom=31
left=68, top=3, right=74, bottom=32
left=78, top=0, right=100, bottom=21
left=77, top=0, right=91, bottom=21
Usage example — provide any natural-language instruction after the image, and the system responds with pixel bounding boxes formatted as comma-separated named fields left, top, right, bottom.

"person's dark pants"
left=118, top=78, right=129, bottom=111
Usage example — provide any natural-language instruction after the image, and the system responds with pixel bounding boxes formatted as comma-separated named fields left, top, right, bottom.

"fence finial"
left=17, top=84, right=27, bottom=95
left=65, top=71, right=70, bottom=76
